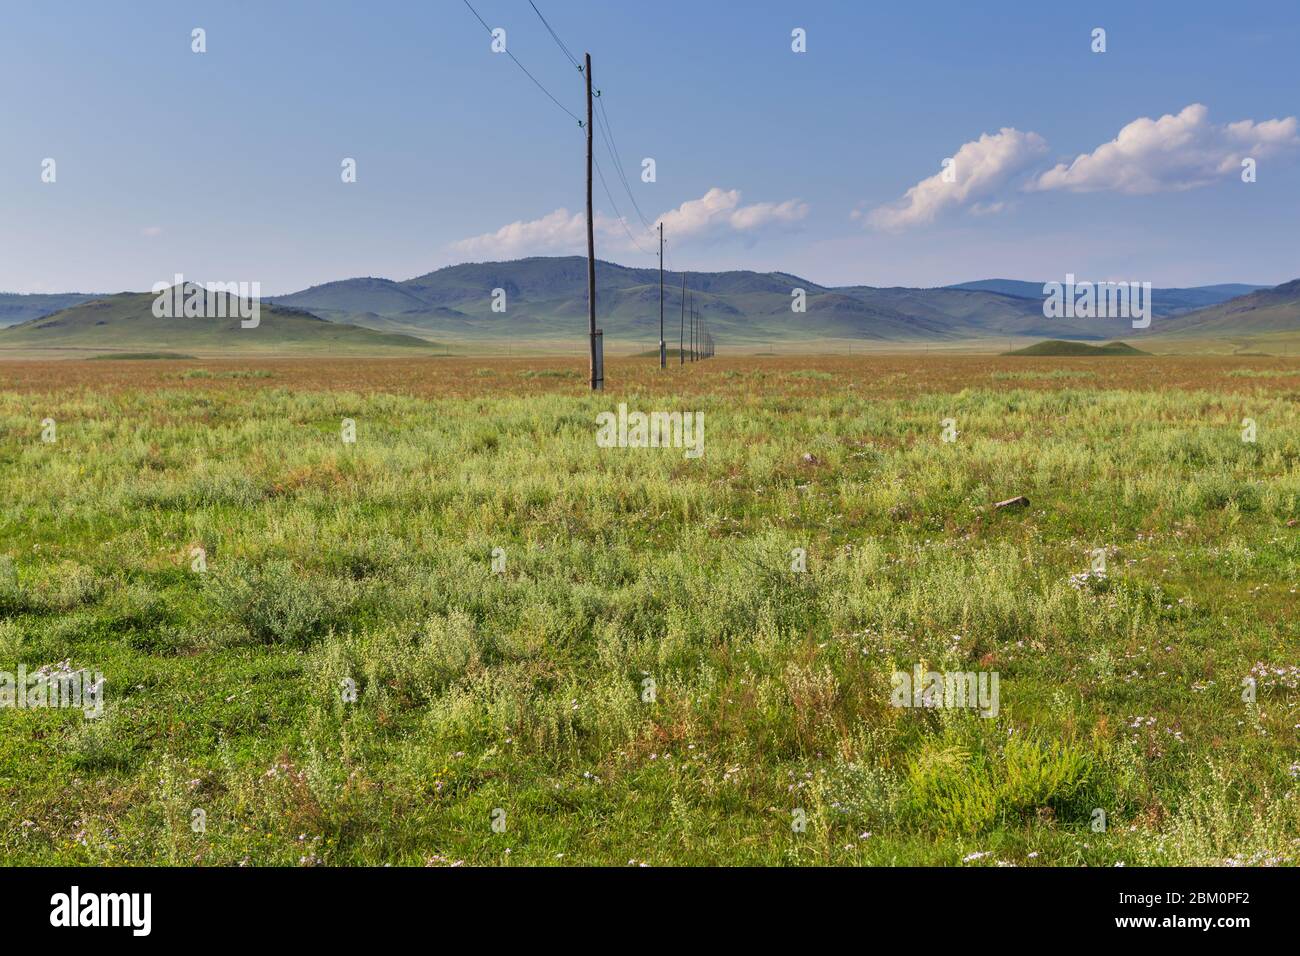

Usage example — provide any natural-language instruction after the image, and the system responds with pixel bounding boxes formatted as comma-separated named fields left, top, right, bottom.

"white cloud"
left=450, top=187, right=806, bottom=259
left=867, top=128, right=1047, bottom=230
left=654, top=187, right=807, bottom=238
left=450, top=207, right=590, bottom=258
left=1029, top=103, right=1299, bottom=194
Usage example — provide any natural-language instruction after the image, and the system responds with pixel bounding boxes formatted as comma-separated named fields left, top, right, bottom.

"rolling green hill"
left=1006, top=340, right=1150, bottom=356
left=0, top=288, right=440, bottom=355
left=6, top=263, right=1298, bottom=353
left=269, top=257, right=1296, bottom=346
left=267, top=257, right=1120, bottom=344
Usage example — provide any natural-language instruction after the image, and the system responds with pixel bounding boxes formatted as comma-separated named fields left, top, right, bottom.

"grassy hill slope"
left=0, top=288, right=440, bottom=355
left=270, top=258, right=1070, bottom=344
left=272, top=258, right=1295, bottom=346
left=8, top=265, right=1297, bottom=352
left=1007, top=340, right=1150, bottom=356
left=1155, top=279, right=1300, bottom=336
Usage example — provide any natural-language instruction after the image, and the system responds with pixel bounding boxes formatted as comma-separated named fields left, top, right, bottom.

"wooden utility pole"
left=679, top=273, right=686, bottom=366
left=692, top=301, right=698, bottom=361
left=584, top=52, right=600, bottom=390
left=658, top=223, right=665, bottom=369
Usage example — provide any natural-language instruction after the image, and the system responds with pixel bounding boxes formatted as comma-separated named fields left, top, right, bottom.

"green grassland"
left=0, top=358, right=1296, bottom=866
left=1141, top=329, right=1300, bottom=357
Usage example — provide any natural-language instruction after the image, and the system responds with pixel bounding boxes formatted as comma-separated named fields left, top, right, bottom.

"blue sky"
left=2, top=0, right=1297, bottom=294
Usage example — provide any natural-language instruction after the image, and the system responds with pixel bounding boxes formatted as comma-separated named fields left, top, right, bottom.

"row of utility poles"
left=660, top=224, right=713, bottom=365
left=585, top=52, right=711, bottom=390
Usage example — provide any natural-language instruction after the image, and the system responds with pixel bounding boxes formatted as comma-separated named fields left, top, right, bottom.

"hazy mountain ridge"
left=265, top=261, right=1053, bottom=342
left=1152, top=278, right=1300, bottom=336
left=946, top=279, right=1267, bottom=316
left=5, top=260, right=1297, bottom=350
left=266, top=257, right=1290, bottom=344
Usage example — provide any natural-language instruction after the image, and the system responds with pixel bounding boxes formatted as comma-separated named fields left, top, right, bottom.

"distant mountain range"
left=1, top=258, right=1295, bottom=352
left=265, top=259, right=1294, bottom=344
left=944, top=280, right=1267, bottom=317
left=1144, top=279, right=1300, bottom=336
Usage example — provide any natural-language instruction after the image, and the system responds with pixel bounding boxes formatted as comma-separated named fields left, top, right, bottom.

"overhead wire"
left=460, top=0, right=583, bottom=124
left=528, top=0, right=582, bottom=69
left=594, top=156, right=653, bottom=256
left=596, top=95, right=655, bottom=231
left=488, top=0, right=693, bottom=324
left=527, top=1, right=658, bottom=254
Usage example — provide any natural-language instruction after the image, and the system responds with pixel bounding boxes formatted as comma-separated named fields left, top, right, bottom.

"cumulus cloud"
left=451, top=187, right=806, bottom=259
left=655, top=187, right=807, bottom=238
left=866, top=128, right=1047, bottom=230
left=1029, top=103, right=1299, bottom=194
left=450, top=207, right=591, bottom=258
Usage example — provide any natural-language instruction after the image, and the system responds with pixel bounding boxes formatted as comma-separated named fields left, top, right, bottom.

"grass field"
left=1, top=354, right=1296, bottom=866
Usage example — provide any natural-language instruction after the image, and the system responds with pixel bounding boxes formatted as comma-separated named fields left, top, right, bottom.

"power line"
left=593, top=115, right=654, bottom=257
left=527, top=2, right=654, bottom=232
left=596, top=95, right=654, bottom=231
left=594, top=155, right=652, bottom=256
left=460, top=0, right=582, bottom=124
left=525, top=0, right=659, bottom=255
left=528, top=0, right=581, bottom=69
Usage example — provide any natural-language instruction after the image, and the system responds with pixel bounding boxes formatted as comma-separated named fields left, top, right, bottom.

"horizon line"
left=1, top=254, right=1287, bottom=299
